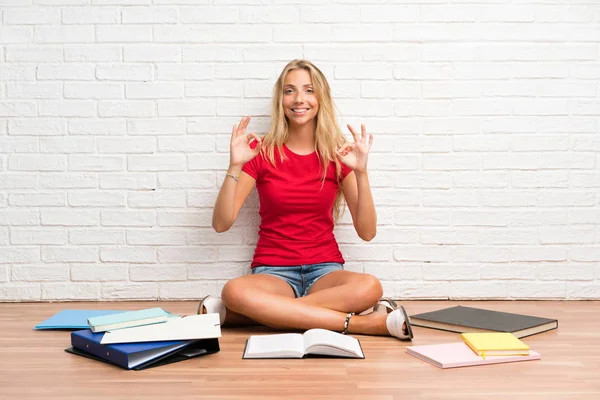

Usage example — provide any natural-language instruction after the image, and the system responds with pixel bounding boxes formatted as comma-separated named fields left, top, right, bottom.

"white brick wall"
left=1, top=1, right=599, bottom=302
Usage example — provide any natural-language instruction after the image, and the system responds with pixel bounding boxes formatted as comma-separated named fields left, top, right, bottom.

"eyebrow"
left=284, top=84, right=313, bottom=88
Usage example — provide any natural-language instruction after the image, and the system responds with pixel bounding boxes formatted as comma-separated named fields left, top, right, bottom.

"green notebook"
left=87, top=307, right=170, bottom=333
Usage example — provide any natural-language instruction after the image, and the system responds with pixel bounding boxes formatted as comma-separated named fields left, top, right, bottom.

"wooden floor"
left=1, top=301, right=598, bottom=400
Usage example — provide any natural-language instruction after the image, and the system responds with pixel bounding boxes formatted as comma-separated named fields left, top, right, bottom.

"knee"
left=221, top=278, right=251, bottom=310
left=357, top=274, right=383, bottom=304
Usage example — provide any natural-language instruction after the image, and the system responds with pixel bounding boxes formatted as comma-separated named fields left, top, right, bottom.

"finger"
left=237, top=116, right=248, bottom=135
left=337, top=143, right=354, bottom=156
left=368, top=133, right=373, bottom=150
left=347, top=124, right=359, bottom=143
left=241, top=116, right=251, bottom=132
left=337, top=143, right=352, bottom=154
left=252, top=140, right=263, bottom=154
left=235, top=117, right=247, bottom=137
left=361, top=124, right=367, bottom=142
left=246, top=133, right=262, bottom=143
left=232, top=124, right=238, bottom=138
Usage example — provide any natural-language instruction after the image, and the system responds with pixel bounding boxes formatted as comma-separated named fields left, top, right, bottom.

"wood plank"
left=1, top=301, right=599, bottom=399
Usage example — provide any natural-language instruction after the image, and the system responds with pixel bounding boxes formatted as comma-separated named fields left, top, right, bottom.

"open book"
left=243, top=329, right=364, bottom=359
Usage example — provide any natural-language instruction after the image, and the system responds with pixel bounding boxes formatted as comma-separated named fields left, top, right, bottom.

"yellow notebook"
left=460, top=332, right=530, bottom=358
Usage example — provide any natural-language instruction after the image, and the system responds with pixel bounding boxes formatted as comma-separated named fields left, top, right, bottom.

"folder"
left=100, top=313, right=221, bottom=344
left=88, top=307, right=170, bottom=333
left=34, top=310, right=123, bottom=330
left=66, top=329, right=220, bottom=370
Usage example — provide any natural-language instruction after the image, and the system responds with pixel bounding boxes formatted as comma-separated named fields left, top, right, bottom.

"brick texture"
left=1, top=2, right=598, bottom=300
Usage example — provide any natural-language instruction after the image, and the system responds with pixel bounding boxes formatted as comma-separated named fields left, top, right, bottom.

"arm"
left=341, top=170, right=377, bottom=241
left=212, top=169, right=255, bottom=233
left=212, top=116, right=262, bottom=233
left=337, top=123, right=377, bottom=241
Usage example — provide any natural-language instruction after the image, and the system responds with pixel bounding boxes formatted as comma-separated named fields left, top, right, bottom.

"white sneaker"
left=197, top=295, right=227, bottom=325
left=385, top=306, right=414, bottom=340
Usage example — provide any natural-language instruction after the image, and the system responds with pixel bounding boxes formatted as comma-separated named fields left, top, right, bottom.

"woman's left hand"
left=337, top=124, right=373, bottom=173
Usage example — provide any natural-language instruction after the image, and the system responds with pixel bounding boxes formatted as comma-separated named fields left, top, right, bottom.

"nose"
left=293, top=91, right=305, bottom=104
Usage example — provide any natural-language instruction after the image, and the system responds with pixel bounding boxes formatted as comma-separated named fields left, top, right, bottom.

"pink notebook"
left=407, top=342, right=541, bottom=369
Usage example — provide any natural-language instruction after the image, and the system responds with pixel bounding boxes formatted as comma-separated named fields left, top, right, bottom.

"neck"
left=286, top=120, right=317, bottom=153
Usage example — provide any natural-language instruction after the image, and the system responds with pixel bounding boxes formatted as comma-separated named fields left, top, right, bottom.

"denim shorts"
left=251, top=262, right=343, bottom=298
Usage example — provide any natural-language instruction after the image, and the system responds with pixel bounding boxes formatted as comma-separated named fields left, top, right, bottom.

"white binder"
left=100, top=313, right=221, bottom=344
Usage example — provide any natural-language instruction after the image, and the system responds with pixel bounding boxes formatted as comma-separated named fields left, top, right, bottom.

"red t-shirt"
left=242, top=144, right=353, bottom=268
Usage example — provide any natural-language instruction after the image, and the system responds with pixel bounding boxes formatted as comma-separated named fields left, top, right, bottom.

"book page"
left=303, top=329, right=363, bottom=358
left=244, top=334, right=304, bottom=358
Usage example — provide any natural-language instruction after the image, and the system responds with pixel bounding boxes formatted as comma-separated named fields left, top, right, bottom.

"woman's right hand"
left=229, top=116, right=262, bottom=167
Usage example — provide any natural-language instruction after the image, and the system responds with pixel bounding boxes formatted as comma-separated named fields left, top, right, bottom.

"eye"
left=306, top=88, right=314, bottom=93
left=284, top=89, right=293, bottom=94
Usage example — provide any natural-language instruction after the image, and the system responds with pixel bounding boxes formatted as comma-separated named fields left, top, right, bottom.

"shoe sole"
left=398, top=305, right=414, bottom=340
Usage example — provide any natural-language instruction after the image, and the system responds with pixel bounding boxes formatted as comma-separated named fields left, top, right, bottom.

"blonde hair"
left=261, top=59, right=348, bottom=222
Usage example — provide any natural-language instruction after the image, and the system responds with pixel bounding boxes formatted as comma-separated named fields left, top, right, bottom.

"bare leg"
left=203, top=271, right=378, bottom=325
left=300, top=270, right=408, bottom=335
left=220, top=309, right=256, bottom=326
left=221, top=274, right=391, bottom=335
left=298, top=270, right=383, bottom=312
left=216, top=274, right=296, bottom=326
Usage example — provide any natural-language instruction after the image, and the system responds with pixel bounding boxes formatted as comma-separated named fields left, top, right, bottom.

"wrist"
left=354, top=169, right=368, bottom=177
left=227, top=164, right=243, bottom=175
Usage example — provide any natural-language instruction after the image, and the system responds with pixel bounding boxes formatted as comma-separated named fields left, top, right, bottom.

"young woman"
left=200, top=59, right=413, bottom=340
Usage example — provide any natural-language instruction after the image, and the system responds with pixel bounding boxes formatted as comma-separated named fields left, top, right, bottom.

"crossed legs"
left=215, top=270, right=400, bottom=336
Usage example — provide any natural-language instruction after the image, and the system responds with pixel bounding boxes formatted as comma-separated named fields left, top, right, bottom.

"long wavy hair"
left=261, top=59, right=348, bottom=222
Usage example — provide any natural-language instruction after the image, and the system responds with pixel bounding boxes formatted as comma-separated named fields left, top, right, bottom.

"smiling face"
left=282, top=68, right=319, bottom=128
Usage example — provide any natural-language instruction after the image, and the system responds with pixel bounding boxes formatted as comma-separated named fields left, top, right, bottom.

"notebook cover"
left=410, top=306, right=558, bottom=335
left=87, top=307, right=169, bottom=329
left=461, top=332, right=529, bottom=355
left=34, top=310, right=123, bottom=330
left=406, top=342, right=541, bottom=369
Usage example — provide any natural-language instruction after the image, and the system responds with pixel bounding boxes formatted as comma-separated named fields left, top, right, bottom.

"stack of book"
left=63, top=308, right=222, bottom=370
left=405, top=306, right=557, bottom=369
left=407, top=332, right=540, bottom=369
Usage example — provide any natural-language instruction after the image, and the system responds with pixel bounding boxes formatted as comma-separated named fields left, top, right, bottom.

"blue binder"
left=34, top=310, right=123, bottom=330
left=66, top=329, right=220, bottom=370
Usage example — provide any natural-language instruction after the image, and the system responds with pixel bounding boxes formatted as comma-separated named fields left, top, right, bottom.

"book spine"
left=462, top=340, right=482, bottom=356
left=71, top=333, right=129, bottom=369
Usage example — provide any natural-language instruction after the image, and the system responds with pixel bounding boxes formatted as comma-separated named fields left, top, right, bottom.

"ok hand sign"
left=336, top=124, right=373, bottom=173
left=230, top=116, right=262, bottom=167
